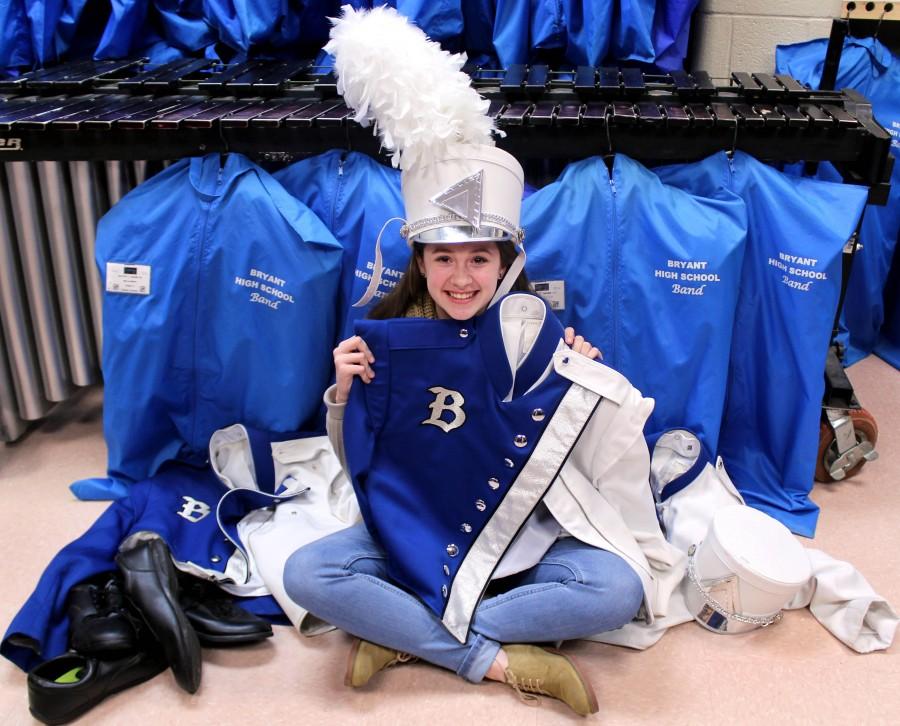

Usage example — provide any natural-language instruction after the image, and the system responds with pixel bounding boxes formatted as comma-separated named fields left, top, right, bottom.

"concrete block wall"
left=691, top=1, right=843, bottom=78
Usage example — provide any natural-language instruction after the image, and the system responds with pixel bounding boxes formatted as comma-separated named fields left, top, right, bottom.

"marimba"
left=0, top=58, right=893, bottom=202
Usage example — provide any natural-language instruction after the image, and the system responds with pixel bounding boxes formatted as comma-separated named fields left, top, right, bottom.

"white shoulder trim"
left=552, top=350, right=632, bottom=405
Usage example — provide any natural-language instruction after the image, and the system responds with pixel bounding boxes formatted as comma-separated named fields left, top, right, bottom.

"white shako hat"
left=324, top=4, right=526, bottom=306
left=401, top=144, right=525, bottom=246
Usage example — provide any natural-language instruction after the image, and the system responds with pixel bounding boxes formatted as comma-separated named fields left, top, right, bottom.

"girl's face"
left=417, top=242, right=505, bottom=320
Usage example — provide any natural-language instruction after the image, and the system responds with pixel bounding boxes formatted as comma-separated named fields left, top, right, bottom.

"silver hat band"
left=412, top=225, right=514, bottom=244
left=686, top=544, right=784, bottom=633
left=404, top=213, right=524, bottom=244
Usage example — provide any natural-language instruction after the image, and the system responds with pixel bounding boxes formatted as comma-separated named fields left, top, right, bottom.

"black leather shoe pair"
left=115, top=537, right=202, bottom=694
left=67, top=573, right=138, bottom=656
left=27, top=649, right=166, bottom=725
left=114, top=537, right=274, bottom=693
left=178, top=574, right=273, bottom=647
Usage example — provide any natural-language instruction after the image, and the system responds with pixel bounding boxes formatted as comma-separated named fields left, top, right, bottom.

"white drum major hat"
left=324, top=4, right=526, bottom=306
left=685, top=505, right=811, bottom=634
left=401, top=144, right=524, bottom=246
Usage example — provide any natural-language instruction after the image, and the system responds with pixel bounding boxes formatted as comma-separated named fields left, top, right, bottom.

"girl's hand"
left=564, top=327, right=602, bottom=360
left=333, top=335, right=375, bottom=403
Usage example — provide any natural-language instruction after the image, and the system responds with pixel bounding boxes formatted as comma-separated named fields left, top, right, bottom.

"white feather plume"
left=324, top=4, right=498, bottom=171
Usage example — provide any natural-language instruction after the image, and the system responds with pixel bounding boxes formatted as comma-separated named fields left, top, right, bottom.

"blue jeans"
left=284, top=524, right=643, bottom=683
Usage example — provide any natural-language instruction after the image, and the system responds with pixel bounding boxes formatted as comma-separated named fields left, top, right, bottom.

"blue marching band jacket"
left=342, top=292, right=685, bottom=643
left=2, top=426, right=356, bottom=672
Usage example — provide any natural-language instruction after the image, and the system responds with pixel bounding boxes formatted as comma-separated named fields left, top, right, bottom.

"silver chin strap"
left=352, top=216, right=406, bottom=308
left=686, top=544, right=784, bottom=633
left=488, top=245, right=526, bottom=308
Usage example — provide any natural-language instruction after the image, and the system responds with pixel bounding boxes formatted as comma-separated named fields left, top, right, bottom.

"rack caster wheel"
left=816, top=407, right=878, bottom=482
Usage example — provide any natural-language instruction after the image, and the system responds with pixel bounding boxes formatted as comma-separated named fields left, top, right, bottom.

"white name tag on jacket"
left=106, top=262, right=151, bottom=295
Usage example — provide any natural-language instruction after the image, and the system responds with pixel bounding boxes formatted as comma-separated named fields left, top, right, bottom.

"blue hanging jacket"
left=555, top=1, right=615, bottom=66
left=523, top=154, right=747, bottom=454
left=716, top=153, right=868, bottom=536
left=492, top=0, right=529, bottom=67
left=95, top=0, right=217, bottom=60
left=529, top=0, right=565, bottom=55
left=394, top=0, right=464, bottom=41
left=0, top=0, right=33, bottom=72
left=610, top=0, right=655, bottom=64
left=74, top=154, right=342, bottom=500
left=94, top=0, right=168, bottom=60
left=202, top=0, right=312, bottom=52
left=461, top=0, right=495, bottom=57
left=777, top=37, right=900, bottom=366
left=490, top=1, right=655, bottom=67
left=274, top=150, right=406, bottom=343
left=201, top=0, right=246, bottom=51
left=156, top=0, right=218, bottom=52
left=26, top=0, right=88, bottom=65
left=651, top=0, right=700, bottom=71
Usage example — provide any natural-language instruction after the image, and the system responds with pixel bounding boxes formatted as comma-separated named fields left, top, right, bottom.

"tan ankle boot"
left=502, top=645, right=599, bottom=716
left=344, top=638, right=416, bottom=687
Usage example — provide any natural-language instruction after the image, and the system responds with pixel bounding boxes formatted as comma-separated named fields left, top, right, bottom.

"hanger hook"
left=727, top=118, right=739, bottom=159
left=844, top=1, right=854, bottom=37
left=874, top=7, right=886, bottom=39
left=605, top=108, right=613, bottom=156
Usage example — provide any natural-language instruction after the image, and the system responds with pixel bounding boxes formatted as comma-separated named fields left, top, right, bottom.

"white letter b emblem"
left=422, top=386, right=466, bottom=433
left=177, top=496, right=211, bottom=523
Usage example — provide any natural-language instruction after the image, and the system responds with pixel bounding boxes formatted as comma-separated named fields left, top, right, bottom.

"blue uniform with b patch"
left=343, top=294, right=601, bottom=642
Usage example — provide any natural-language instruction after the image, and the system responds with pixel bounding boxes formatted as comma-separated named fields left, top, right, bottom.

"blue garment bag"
left=522, top=157, right=616, bottom=352
left=613, top=154, right=746, bottom=453
left=274, top=150, right=406, bottom=342
left=716, top=153, right=868, bottom=536
left=523, top=154, right=746, bottom=454
left=94, top=0, right=153, bottom=58
left=26, top=0, right=90, bottom=65
left=610, top=0, right=655, bottom=64
left=555, top=1, right=615, bottom=66
left=777, top=37, right=900, bottom=365
left=651, top=0, right=700, bottom=71
left=0, top=0, right=33, bottom=72
left=203, top=0, right=314, bottom=52
left=489, top=1, right=655, bottom=68
left=94, top=0, right=216, bottom=61
left=75, top=154, right=342, bottom=500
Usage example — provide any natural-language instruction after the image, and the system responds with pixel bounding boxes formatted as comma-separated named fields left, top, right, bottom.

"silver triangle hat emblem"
left=429, top=170, right=483, bottom=229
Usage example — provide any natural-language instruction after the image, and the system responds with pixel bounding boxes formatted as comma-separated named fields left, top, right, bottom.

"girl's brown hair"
left=367, top=241, right=531, bottom=320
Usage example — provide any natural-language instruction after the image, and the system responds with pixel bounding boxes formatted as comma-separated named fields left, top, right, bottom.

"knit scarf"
left=403, top=293, right=438, bottom=320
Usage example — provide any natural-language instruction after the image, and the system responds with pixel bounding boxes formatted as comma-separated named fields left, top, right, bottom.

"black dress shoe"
left=67, top=573, right=138, bottom=656
left=115, top=537, right=202, bottom=694
left=178, top=576, right=273, bottom=646
left=27, top=650, right=166, bottom=725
